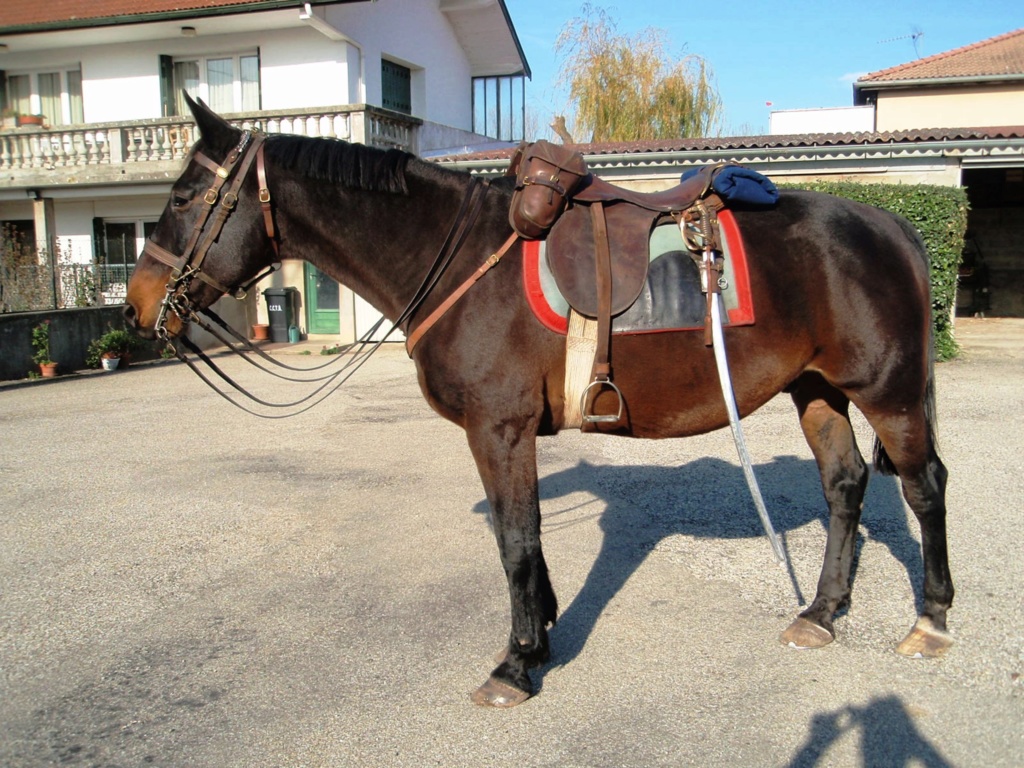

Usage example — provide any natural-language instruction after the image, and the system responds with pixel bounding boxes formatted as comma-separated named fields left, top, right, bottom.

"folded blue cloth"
left=682, top=164, right=778, bottom=206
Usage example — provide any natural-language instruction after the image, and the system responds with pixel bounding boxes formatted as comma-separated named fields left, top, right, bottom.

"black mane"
left=264, top=134, right=411, bottom=194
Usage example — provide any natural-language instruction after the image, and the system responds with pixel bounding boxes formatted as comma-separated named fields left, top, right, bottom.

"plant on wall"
left=31, top=320, right=54, bottom=366
left=85, top=326, right=141, bottom=368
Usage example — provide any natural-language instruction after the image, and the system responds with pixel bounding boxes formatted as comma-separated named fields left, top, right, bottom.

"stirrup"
left=581, top=379, right=624, bottom=424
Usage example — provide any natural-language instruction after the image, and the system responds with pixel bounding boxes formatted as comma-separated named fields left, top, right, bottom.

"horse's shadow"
left=473, top=454, right=921, bottom=675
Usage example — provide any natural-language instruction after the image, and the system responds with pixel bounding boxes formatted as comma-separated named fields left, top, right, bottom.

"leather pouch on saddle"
left=509, top=140, right=589, bottom=240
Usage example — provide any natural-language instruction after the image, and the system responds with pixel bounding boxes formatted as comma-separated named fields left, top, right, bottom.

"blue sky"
left=505, top=0, right=1023, bottom=138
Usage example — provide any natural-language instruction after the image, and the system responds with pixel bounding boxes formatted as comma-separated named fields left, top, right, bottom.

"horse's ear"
left=185, top=92, right=239, bottom=153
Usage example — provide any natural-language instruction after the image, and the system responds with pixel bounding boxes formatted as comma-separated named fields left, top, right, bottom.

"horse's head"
left=124, top=95, right=279, bottom=339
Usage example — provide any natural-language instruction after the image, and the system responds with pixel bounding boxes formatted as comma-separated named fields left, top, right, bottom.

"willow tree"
left=555, top=6, right=723, bottom=142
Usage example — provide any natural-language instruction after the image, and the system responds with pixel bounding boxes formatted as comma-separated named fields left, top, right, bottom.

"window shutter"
left=0, top=71, right=7, bottom=114
left=159, top=55, right=175, bottom=117
left=381, top=60, right=411, bottom=115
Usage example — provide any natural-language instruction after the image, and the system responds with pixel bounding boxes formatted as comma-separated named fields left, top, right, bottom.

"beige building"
left=855, top=28, right=1024, bottom=132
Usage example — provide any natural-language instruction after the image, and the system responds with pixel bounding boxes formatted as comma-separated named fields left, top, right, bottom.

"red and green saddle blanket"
left=523, top=209, right=754, bottom=336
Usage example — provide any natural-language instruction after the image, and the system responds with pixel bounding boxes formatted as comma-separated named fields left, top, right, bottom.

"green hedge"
left=785, top=181, right=969, bottom=361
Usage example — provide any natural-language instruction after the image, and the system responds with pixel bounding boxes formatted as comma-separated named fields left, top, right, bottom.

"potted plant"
left=86, top=327, right=141, bottom=371
left=31, top=320, right=58, bottom=378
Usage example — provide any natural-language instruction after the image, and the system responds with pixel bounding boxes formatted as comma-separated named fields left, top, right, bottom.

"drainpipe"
left=299, top=2, right=366, bottom=102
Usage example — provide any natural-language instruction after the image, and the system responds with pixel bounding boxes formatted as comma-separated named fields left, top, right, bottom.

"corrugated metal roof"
left=859, top=27, right=1024, bottom=83
left=435, top=126, right=1024, bottom=164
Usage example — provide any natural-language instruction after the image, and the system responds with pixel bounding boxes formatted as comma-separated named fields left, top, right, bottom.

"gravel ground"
left=0, top=317, right=1021, bottom=767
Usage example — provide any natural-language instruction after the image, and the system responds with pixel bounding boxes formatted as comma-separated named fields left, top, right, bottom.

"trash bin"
left=263, top=287, right=299, bottom=343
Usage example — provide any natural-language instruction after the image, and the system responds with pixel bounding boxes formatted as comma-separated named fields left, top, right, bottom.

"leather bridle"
left=143, top=129, right=280, bottom=340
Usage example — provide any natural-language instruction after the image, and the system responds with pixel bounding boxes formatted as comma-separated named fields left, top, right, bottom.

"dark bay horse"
left=125, top=98, right=953, bottom=707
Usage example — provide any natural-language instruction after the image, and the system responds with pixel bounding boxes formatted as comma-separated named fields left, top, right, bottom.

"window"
left=381, top=60, right=412, bottom=115
left=1, top=69, right=84, bottom=125
left=162, top=53, right=260, bottom=116
left=93, top=219, right=157, bottom=291
left=473, top=75, right=526, bottom=142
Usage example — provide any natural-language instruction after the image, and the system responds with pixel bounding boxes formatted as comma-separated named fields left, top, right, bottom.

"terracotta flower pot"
left=39, top=362, right=58, bottom=378
left=252, top=323, right=270, bottom=341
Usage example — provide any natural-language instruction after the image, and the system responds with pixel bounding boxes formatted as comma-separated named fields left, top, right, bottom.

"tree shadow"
left=787, top=695, right=952, bottom=767
left=473, top=454, right=924, bottom=678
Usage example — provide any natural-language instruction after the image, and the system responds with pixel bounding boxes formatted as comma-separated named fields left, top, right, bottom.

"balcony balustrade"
left=0, top=105, right=421, bottom=188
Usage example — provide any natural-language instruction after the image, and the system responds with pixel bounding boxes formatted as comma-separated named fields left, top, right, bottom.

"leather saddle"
left=508, top=140, right=726, bottom=423
left=546, top=168, right=718, bottom=318
left=528, top=154, right=720, bottom=319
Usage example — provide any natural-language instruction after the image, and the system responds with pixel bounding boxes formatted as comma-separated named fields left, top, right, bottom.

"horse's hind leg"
left=865, top=407, right=954, bottom=658
left=781, top=374, right=868, bottom=649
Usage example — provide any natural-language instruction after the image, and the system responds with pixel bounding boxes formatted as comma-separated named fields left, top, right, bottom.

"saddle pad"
left=523, top=208, right=754, bottom=336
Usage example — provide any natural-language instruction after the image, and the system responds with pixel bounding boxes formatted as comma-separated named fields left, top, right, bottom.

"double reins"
left=144, top=130, right=512, bottom=417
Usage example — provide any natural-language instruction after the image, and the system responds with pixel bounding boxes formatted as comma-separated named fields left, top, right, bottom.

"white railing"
left=0, top=106, right=421, bottom=174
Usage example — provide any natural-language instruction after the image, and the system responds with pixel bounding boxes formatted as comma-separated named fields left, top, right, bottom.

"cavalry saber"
left=705, top=250, right=788, bottom=566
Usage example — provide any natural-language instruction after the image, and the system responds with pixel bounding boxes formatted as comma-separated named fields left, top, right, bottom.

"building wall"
left=770, top=106, right=876, bottom=135
left=874, top=83, right=1024, bottom=131
left=257, top=29, right=354, bottom=110
left=329, top=0, right=473, bottom=130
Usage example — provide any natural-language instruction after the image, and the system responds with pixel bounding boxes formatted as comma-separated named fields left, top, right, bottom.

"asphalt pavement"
left=0, top=318, right=1021, bottom=767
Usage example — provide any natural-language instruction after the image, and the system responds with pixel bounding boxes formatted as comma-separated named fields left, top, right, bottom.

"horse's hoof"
left=780, top=617, right=835, bottom=649
left=896, top=617, right=953, bottom=658
left=470, top=676, right=531, bottom=708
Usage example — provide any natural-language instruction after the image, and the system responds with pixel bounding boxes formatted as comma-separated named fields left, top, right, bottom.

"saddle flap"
left=545, top=202, right=657, bottom=318
left=509, top=140, right=589, bottom=240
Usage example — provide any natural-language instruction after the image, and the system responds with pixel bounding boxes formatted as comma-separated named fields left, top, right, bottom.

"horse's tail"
left=872, top=354, right=939, bottom=476
left=873, top=215, right=939, bottom=477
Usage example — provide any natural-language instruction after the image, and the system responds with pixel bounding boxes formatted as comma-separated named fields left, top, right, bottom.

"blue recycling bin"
left=263, top=287, right=299, bottom=343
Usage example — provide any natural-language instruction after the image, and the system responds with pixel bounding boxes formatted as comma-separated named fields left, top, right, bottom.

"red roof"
left=0, top=0, right=341, bottom=31
left=859, top=28, right=1024, bottom=83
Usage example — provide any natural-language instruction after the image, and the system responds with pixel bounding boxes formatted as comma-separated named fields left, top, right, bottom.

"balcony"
left=0, top=105, right=423, bottom=190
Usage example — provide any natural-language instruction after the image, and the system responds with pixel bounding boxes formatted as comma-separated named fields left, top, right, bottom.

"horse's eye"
left=171, top=194, right=190, bottom=209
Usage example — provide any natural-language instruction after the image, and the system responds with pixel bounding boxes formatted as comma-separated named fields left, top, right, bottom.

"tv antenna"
left=878, top=27, right=924, bottom=58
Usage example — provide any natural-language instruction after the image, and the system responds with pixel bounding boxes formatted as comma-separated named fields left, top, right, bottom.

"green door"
left=304, top=263, right=340, bottom=335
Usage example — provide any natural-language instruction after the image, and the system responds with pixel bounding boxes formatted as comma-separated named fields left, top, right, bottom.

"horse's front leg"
left=465, top=415, right=558, bottom=707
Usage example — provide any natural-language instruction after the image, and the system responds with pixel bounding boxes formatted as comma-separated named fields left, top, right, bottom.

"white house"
left=0, top=0, right=529, bottom=341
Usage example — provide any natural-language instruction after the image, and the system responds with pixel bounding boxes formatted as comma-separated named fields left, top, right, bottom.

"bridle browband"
left=144, top=129, right=280, bottom=340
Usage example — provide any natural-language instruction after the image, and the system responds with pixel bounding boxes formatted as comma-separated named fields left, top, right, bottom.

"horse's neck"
left=281, top=166, right=471, bottom=322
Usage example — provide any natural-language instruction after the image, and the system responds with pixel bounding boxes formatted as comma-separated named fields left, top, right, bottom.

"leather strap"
left=256, top=142, right=278, bottom=254
left=191, top=134, right=266, bottom=275
left=590, top=201, right=612, bottom=381
left=405, top=232, right=519, bottom=355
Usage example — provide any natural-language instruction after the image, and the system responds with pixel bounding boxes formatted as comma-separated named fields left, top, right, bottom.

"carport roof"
left=434, top=125, right=1024, bottom=164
